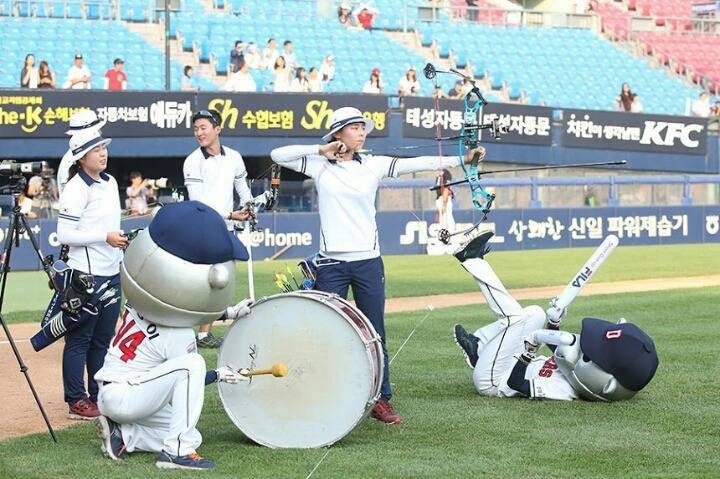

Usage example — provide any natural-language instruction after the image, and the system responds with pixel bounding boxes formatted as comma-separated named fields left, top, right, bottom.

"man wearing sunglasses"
left=183, top=109, right=254, bottom=348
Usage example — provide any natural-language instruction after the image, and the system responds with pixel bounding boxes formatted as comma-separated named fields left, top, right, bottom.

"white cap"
left=68, top=128, right=112, bottom=162
left=65, top=109, right=107, bottom=136
left=321, top=107, right=374, bottom=142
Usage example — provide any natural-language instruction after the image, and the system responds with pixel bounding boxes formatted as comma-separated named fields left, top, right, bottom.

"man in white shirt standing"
left=183, top=109, right=254, bottom=348
left=65, top=53, right=92, bottom=89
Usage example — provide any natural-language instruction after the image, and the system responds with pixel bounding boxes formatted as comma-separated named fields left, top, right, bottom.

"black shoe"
left=453, top=230, right=494, bottom=262
left=197, top=332, right=223, bottom=349
left=453, top=324, right=479, bottom=368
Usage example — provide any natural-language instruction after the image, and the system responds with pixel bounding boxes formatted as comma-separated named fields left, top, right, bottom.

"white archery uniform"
left=183, top=145, right=253, bottom=230
left=95, top=305, right=207, bottom=457
left=271, top=145, right=462, bottom=261
left=461, top=257, right=578, bottom=401
left=58, top=170, right=122, bottom=276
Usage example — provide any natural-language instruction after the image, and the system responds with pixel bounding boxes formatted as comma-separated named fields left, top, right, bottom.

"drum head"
left=218, top=292, right=378, bottom=448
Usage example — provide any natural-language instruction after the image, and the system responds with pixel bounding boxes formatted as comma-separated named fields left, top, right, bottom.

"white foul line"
left=305, top=306, right=434, bottom=479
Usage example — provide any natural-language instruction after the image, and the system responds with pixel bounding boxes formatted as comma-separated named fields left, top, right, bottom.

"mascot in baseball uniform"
left=93, top=201, right=254, bottom=470
left=451, top=231, right=659, bottom=402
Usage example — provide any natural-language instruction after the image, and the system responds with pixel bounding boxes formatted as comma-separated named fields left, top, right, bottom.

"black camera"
left=0, top=160, right=47, bottom=177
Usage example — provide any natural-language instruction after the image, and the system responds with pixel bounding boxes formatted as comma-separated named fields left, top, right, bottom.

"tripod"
left=0, top=176, right=57, bottom=442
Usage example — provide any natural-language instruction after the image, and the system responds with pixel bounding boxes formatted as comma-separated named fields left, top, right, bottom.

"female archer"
left=271, top=106, right=484, bottom=425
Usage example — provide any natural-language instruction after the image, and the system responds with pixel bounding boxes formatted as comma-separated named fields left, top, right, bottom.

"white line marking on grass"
left=390, top=307, right=433, bottom=365
left=306, top=448, right=331, bottom=479
left=305, top=305, right=435, bottom=479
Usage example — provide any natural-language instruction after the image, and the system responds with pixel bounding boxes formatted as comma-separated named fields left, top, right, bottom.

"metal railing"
left=403, top=4, right=599, bottom=32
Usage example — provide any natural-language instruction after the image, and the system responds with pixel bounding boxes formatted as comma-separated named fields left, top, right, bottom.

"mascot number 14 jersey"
left=94, top=305, right=197, bottom=383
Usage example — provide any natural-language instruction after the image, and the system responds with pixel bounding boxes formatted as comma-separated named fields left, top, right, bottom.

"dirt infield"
left=2, top=274, right=718, bottom=441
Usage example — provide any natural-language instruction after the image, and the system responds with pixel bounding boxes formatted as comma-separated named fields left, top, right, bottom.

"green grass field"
left=3, top=243, right=720, bottom=324
left=0, top=285, right=717, bottom=478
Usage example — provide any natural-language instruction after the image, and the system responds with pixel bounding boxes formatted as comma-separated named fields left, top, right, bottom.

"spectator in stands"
left=362, top=67, right=383, bottom=94
left=37, top=61, right=55, bottom=89
left=448, top=80, right=464, bottom=99
left=245, top=42, right=262, bottom=69
left=398, top=66, right=421, bottom=97
left=308, top=67, right=323, bottom=93
left=320, top=55, right=335, bottom=82
left=691, top=92, right=711, bottom=118
left=20, top=53, right=39, bottom=89
left=230, top=40, right=246, bottom=73
left=290, top=67, right=310, bottom=92
left=357, top=6, right=377, bottom=30
left=630, top=94, right=643, bottom=113
left=64, top=53, right=91, bottom=89
left=282, top=40, right=299, bottom=70
left=273, top=56, right=292, bottom=92
left=338, top=3, right=355, bottom=27
left=711, top=100, right=720, bottom=118
left=181, top=65, right=199, bottom=92
left=616, top=83, right=634, bottom=112
left=261, top=38, right=279, bottom=70
left=223, top=62, right=256, bottom=92
left=125, top=171, right=156, bottom=216
left=466, top=0, right=479, bottom=22
left=104, top=58, right=127, bottom=91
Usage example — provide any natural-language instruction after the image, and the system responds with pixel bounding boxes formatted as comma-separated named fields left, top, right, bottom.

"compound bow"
left=423, top=63, right=507, bottom=244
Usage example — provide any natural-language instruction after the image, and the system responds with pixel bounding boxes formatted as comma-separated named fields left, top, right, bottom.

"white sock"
left=197, top=332, right=208, bottom=340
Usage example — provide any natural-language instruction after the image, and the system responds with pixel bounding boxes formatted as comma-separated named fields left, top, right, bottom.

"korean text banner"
left=0, top=91, right=389, bottom=138
left=401, top=97, right=553, bottom=146
left=561, top=109, right=708, bottom=155
left=197, top=93, right=389, bottom=137
left=0, top=90, right=193, bottom=137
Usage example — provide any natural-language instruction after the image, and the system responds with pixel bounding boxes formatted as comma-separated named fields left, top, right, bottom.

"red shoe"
left=68, top=398, right=100, bottom=421
left=371, top=399, right=402, bottom=425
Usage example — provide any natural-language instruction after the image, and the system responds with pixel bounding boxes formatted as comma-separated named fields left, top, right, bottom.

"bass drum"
left=217, top=291, right=384, bottom=448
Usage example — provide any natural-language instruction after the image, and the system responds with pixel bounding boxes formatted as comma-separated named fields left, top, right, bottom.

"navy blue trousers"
left=314, top=256, right=392, bottom=401
left=57, top=273, right=122, bottom=404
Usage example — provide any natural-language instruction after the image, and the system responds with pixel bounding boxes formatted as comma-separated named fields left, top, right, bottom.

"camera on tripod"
left=0, top=160, right=47, bottom=178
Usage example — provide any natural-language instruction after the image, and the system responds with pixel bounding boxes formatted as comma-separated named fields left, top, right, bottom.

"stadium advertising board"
left=401, top=97, right=553, bottom=146
left=3, top=206, right=718, bottom=270
left=0, top=91, right=389, bottom=138
left=195, top=92, right=388, bottom=137
left=0, top=90, right=193, bottom=137
left=561, top=109, right=709, bottom=155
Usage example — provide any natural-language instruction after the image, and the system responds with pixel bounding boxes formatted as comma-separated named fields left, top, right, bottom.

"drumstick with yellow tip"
left=244, top=363, right=289, bottom=377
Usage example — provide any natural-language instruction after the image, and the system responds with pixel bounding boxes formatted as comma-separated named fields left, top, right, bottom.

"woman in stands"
left=362, top=67, right=383, bottom=94
left=20, top=53, right=39, bottom=89
left=398, top=66, right=421, bottom=97
left=37, top=61, right=56, bottom=89
left=616, top=82, right=634, bottom=112
left=271, top=107, right=485, bottom=426
left=290, top=67, right=310, bottom=92
left=273, top=56, right=292, bottom=92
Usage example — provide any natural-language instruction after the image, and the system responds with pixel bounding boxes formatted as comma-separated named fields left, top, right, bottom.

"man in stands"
left=104, top=58, right=127, bottom=91
left=64, top=53, right=91, bottom=89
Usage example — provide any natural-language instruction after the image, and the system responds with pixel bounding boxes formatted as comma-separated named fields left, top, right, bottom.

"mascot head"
left=120, top=201, right=248, bottom=327
left=554, top=318, right=659, bottom=402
